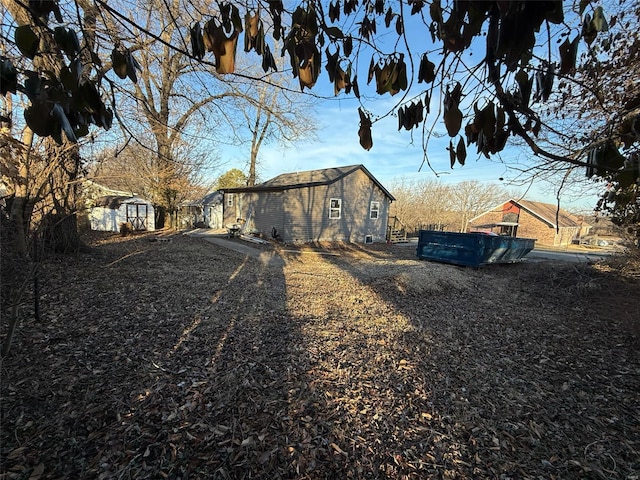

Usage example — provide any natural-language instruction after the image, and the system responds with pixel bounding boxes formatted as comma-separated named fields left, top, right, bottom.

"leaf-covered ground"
left=1, top=232, right=639, bottom=479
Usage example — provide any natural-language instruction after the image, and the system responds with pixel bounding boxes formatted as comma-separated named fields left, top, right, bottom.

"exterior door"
left=127, top=203, right=148, bottom=230
left=209, top=204, right=223, bottom=229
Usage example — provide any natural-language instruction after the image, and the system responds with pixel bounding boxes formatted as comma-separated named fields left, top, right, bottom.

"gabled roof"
left=221, top=164, right=395, bottom=201
left=470, top=199, right=589, bottom=229
left=84, top=179, right=136, bottom=197
left=94, top=195, right=151, bottom=209
left=516, top=200, right=586, bottom=228
left=201, top=191, right=223, bottom=205
left=183, top=191, right=223, bottom=207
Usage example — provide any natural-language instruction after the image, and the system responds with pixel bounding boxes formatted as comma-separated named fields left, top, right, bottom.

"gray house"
left=221, top=164, right=395, bottom=244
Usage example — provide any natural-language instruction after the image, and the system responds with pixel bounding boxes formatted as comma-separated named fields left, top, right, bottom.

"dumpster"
left=416, top=230, right=536, bottom=267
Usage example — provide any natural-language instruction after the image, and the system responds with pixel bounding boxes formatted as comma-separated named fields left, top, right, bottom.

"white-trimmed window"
left=370, top=201, right=380, bottom=219
left=226, top=193, right=234, bottom=207
left=329, top=198, right=342, bottom=219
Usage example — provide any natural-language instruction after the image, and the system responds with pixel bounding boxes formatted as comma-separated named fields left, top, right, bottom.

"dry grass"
left=1, top=232, right=639, bottom=479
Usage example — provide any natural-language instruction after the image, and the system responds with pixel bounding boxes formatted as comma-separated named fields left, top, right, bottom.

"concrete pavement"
left=184, top=229, right=285, bottom=267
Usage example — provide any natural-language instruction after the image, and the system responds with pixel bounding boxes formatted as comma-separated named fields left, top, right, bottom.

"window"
left=329, top=198, right=342, bottom=219
left=501, top=212, right=518, bottom=237
left=502, top=212, right=518, bottom=223
left=370, top=201, right=380, bottom=219
left=226, top=194, right=233, bottom=207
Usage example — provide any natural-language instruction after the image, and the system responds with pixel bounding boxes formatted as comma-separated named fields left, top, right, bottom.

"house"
left=580, top=214, right=624, bottom=246
left=221, top=164, right=395, bottom=244
left=181, top=191, right=224, bottom=229
left=89, top=195, right=155, bottom=232
left=468, top=199, right=591, bottom=246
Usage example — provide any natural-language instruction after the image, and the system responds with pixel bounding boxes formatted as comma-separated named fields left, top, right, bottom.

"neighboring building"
left=221, top=164, right=395, bottom=244
left=82, top=180, right=155, bottom=232
left=89, top=195, right=155, bottom=232
left=468, top=199, right=591, bottom=246
left=580, top=214, right=624, bottom=246
left=181, top=191, right=224, bottom=229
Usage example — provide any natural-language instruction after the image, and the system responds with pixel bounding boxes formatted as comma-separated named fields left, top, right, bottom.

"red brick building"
left=469, top=199, right=591, bottom=246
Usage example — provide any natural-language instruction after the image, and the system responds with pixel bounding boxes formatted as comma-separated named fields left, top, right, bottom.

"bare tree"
left=227, top=61, right=318, bottom=185
left=449, top=181, right=507, bottom=232
left=390, top=178, right=508, bottom=234
left=389, top=178, right=455, bottom=233
left=89, top=138, right=207, bottom=197
left=97, top=0, right=246, bottom=227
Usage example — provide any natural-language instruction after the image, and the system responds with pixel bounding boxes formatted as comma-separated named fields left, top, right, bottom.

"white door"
left=209, top=204, right=223, bottom=229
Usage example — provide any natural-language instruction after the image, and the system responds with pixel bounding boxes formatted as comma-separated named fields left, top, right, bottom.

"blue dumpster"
left=416, top=230, right=536, bottom=267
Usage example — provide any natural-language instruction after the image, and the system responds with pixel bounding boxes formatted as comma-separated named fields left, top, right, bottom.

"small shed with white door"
left=89, top=195, right=155, bottom=232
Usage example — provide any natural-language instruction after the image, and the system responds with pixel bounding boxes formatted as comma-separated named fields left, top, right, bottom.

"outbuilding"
left=89, top=195, right=155, bottom=232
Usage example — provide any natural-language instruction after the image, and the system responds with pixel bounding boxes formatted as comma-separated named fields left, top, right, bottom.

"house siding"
left=223, top=168, right=391, bottom=243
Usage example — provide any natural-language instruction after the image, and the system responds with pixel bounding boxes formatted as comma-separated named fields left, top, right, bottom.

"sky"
left=67, top=1, right=606, bottom=215
left=216, top=3, right=606, bottom=214
left=220, top=73, right=604, bottom=214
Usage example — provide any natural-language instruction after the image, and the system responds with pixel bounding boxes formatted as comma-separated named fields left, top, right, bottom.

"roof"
left=182, top=191, right=223, bottom=207
left=201, top=191, right=223, bottom=205
left=84, top=179, right=137, bottom=197
left=470, top=199, right=589, bottom=229
left=221, top=164, right=395, bottom=201
left=514, top=199, right=587, bottom=228
left=473, top=222, right=519, bottom=228
left=93, top=195, right=151, bottom=209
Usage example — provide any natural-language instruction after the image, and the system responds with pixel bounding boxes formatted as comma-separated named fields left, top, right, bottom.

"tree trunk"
left=248, top=146, right=258, bottom=186
left=1, top=208, right=32, bottom=358
left=9, top=128, right=34, bottom=257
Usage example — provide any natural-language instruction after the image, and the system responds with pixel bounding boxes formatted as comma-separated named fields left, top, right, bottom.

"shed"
left=468, top=199, right=591, bottom=246
left=89, top=195, right=155, bottom=232
left=221, top=164, right=395, bottom=244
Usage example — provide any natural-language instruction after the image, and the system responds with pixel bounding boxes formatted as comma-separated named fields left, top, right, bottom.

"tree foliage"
left=580, top=1, right=639, bottom=238
left=1, top=0, right=639, bottom=236
left=216, top=168, right=248, bottom=189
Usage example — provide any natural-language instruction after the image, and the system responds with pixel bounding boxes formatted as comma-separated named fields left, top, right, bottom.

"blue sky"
left=220, top=74, right=604, bottom=213
left=214, top=4, right=606, bottom=214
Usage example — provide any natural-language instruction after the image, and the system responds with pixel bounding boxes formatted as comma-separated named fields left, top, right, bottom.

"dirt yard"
left=1, top=232, right=639, bottom=479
